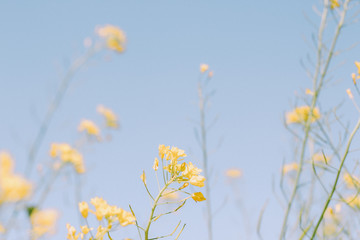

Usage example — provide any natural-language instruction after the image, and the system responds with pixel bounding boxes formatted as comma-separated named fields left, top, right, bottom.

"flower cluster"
left=30, top=209, right=59, bottom=239
left=158, top=145, right=206, bottom=189
left=285, top=106, right=321, bottom=125
left=49, top=144, right=85, bottom=174
left=0, top=152, right=32, bottom=203
left=97, top=25, right=126, bottom=53
left=66, top=197, right=135, bottom=240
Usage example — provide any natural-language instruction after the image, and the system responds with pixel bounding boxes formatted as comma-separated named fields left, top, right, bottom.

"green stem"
left=310, top=118, right=360, bottom=239
left=144, top=177, right=175, bottom=240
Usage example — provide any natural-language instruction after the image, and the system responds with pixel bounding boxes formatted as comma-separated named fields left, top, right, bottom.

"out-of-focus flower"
left=0, top=151, right=32, bottom=203
left=49, top=143, right=85, bottom=174
left=352, top=61, right=360, bottom=84
left=78, top=202, right=89, bottom=218
left=347, top=89, right=354, bottom=99
left=30, top=209, right=58, bottom=239
left=343, top=173, right=360, bottom=188
left=66, top=224, right=80, bottom=240
left=140, top=171, right=146, bottom=184
left=200, top=64, right=209, bottom=73
left=285, top=106, right=320, bottom=124
left=225, top=168, right=242, bottom=178
left=305, top=88, right=314, bottom=95
left=0, top=223, right=5, bottom=233
left=330, top=0, right=340, bottom=9
left=97, top=25, right=126, bottom=53
left=191, top=192, right=206, bottom=202
left=311, top=153, right=330, bottom=164
left=153, top=157, right=159, bottom=171
left=282, top=162, right=298, bottom=174
left=78, top=120, right=100, bottom=136
left=346, top=195, right=360, bottom=209
left=97, top=105, right=119, bottom=128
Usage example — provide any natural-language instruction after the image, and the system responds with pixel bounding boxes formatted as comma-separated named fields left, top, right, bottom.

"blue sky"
left=0, top=0, right=359, bottom=239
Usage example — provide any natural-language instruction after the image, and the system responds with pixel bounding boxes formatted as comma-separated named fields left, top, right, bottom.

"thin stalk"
left=310, top=118, right=360, bottom=239
left=198, top=81, right=213, bottom=240
left=144, top=177, right=174, bottom=240
left=24, top=44, right=101, bottom=178
left=279, top=0, right=349, bottom=237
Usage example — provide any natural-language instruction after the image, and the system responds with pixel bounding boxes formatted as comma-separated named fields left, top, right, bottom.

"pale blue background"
left=0, top=0, right=359, bottom=239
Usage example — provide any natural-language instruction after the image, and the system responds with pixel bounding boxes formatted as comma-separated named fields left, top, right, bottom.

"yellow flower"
left=311, top=153, right=330, bottom=164
left=343, top=173, right=360, bottom=188
left=0, top=151, right=14, bottom=175
left=66, top=224, right=80, bottom=240
left=78, top=202, right=89, bottom=218
left=49, top=143, right=85, bottom=174
left=117, top=208, right=136, bottom=226
left=0, top=174, right=32, bottom=203
left=0, top=223, right=5, bottom=233
left=191, top=192, right=206, bottom=202
left=356, top=61, right=360, bottom=75
left=78, top=119, right=100, bottom=136
left=30, top=209, right=58, bottom=239
left=282, top=162, right=298, bottom=174
left=95, top=225, right=108, bottom=240
left=168, top=146, right=187, bottom=161
left=97, top=25, right=126, bottom=53
left=285, top=106, right=320, bottom=124
left=153, top=157, right=159, bottom=171
left=330, top=0, right=340, bottom=9
left=80, top=225, right=91, bottom=235
left=189, top=175, right=206, bottom=187
left=158, top=144, right=170, bottom=159
left=140, top=171, right=146, bottom=184
left=305, top=88, right=314, bottom=95
left=225, top=168, right=242, bottom=178
left=97, top=105, right=119, bottom=128
left=346, top=195, right=360, bottom=209
left=200, top=64, right=209, bottom=73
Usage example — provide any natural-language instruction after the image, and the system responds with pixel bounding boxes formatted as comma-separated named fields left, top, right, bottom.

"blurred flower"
left=78, top=119, right=100, bottom=136
left=282, top=162, right=298, bottom=174
left=189, top=175, right=205, bottom=187
left=346, top=195, right=360, bottom=209
left=97, top=105, right=119, bottom=128
left=343, top=173, right=360, bottom=188
left=30, top=209, right=59, bottom=239
left=311, top=153, right=330, bottom=164
left=191, top=192, right=206, bottom=202
left=225, top=168, right=242, bottom=178
left=285, top=106, right=320, bottom=124
left=78, top=201, right=89, bottom=218
left=0, top=151, right=32, bottom=203
left=140, top=171, right=146, bottom=184
left=49, top=143, right=85, bottom=174
left=0, top=223, right=5, bottom=233
left=153, top=157, right=159, bottom=171
left=330, top=0, right=340, bottom=9
left=66, top=224, right=79, bottom=240
left=97, top=25, right=126, bottom=53
left=305, top=88, right=314, bottom=95
left=200, top=64, right=209, bottom=73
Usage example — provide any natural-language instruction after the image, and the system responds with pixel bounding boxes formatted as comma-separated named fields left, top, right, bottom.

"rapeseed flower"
left=49, top=143, right=85, bottom=174
left=97, top=25, right=126, bottom=53
left=78, top=119, right=100, bottom=136
left=30, top=209, right=58, bottom=239
left=97, top=105, right=119, bottom=128
left=330, top=0, right=340, bottom=9
left=225, top=168, right=242, bottom=178
left=78, top=201, right=89, bottom=218
left=285, top=106, right=320, bottom=124
left=282, top=162, right=299, bottom=174
left=200, top=64, right=209, bottom=73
